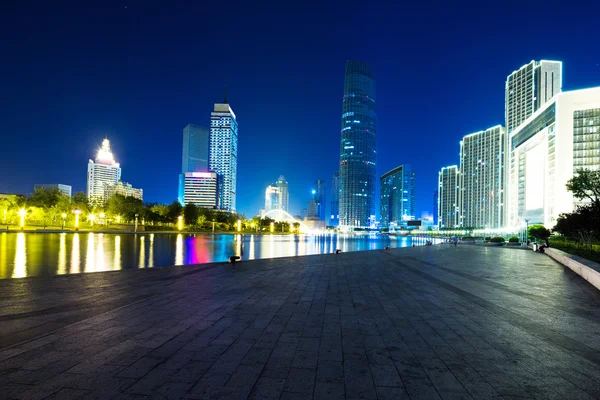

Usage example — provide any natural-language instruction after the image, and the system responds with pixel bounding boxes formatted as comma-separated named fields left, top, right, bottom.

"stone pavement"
left=1, top=245, right=600, bottom=399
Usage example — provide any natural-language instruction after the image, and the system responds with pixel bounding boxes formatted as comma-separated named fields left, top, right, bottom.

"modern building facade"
left=264, top=184, right=282, bottom=212
left=178, top=172, right=218, bottom=208
left=87, top=138, right=121, bottom=206
left=505, top=60, right=562, bottom=133
left=182, top=124, right=209, bottom=173
left=339, top=60, right=377, bottom=229
left=433, top=191, right=438, bottom=226
left=313, top=180, right=326, bottom=221
left=438, top=166, right=460, bottom=229
left=104, top=180, right=143, bottom=201
left=459, top=125, right=506, bottom=228
left=379, top=165, right=415, bottom=229
left=329, top=171, right=340, bottom=226
left=34, top=184, right=72, bottom=198
left=276, top=175, right=289, bottom=212
left=507, top=87, right=600, bottom=227
left=209, top=100, right=238, bottom=211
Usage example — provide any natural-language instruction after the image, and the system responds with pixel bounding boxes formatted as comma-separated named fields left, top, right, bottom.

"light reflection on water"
left=0, top=232, right=430, bottom=279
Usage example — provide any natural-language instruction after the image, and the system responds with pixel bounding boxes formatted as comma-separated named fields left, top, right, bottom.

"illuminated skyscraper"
left=209, top=96, right=238, bottom=211
left=178, top=172, right=218, bottom=208
left=265, top=184, right=282, bottom=212
left=276, top=175, right=289, bottom=212
left=505, top=60, right=562, bottom=133
left=313, top=180, right=326, bottom=221
left=87, top=138, right=121, bottom=205
left=459, top=126, right=506, bottom=228
left=329, top=171, right=340, bottom=226
left=339, top=60, right=376, bottom=229
left=182, top=124, right=209, bottom=173
left=438, top=166, right=460, bottom=229
left=380, top=165, right=415, bottom=228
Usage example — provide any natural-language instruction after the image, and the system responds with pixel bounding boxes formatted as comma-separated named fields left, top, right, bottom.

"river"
left=0, top=232, right=431, bottom=279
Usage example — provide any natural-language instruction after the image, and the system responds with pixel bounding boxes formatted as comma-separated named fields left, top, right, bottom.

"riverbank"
left=1, top=245, right=599, bottom=399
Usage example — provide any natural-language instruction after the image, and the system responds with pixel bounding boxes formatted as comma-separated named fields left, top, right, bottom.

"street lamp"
left=524, top=218, right=530, bottom=247
left=89, top=214, right=96, bottom=227
left=237, top=219, right=242, bottom=232
left=18, top=208, right=26, bottom=230
left=270, top=221, right=275, bottom=233
left=135, top=214, right=139, bottom=232
left=212, top=219, right=215, bottom=233
left=74, top=209, right=81, bottom=231
left=3, top=209, right=6, bottom=224
left=99, top=213, right=105, bottom=227
left=178, top=215, right=183, bottom=231
left=61, top=213, right=67, bottom=230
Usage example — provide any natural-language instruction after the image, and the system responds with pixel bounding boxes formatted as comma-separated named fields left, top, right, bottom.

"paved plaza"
left=1, top=245, right=600, bottom=399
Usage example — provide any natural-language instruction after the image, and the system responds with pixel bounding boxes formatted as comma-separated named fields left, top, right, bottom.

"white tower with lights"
left=87, top=138, right=121, bottom=205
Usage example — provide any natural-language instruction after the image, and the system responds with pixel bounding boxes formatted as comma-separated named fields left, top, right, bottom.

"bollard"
left=335, top=249, right=341, bottom=254
left=384, top=246, right=389, bottom=250
left=229, top=256, right=241, bottom=264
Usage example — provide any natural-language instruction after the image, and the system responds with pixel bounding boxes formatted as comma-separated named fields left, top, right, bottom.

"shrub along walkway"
left=1, top=245, right=600, bottom=399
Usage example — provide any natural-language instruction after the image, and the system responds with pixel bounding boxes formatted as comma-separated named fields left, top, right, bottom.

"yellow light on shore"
left=18, top=208, right=26, bottom=230
left=177, top=215, right=183, bottom=231
left=99, top=213, right=105, bottom=218
left=74, top=209, right=81, bottom=230
left=237, top=219, right=242, bottom=232
left=88, top=214, right=96, bottom=226
left=116, top=215, right=121, bottom=223
left=270, top=222, right=274, bottom=233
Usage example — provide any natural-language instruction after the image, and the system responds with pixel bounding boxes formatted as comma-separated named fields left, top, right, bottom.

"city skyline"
left=2, top=2, right=600, bottom=218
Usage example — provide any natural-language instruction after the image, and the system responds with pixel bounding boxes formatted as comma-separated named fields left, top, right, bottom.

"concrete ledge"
left=546, top=247, right=600, bottom=291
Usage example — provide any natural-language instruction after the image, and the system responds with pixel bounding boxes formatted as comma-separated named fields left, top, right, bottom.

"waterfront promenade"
left=1, top=245, right=600, bottom=399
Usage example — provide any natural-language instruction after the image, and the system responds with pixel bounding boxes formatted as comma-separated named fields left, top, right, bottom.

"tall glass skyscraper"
left=329, top=171, right=340, bottom=226
left=87, top=138, right=121, bottom=206
left=210, top=99, right=238, bottom=211
left=380, top=165, right=415, bottom=228
left=182, top=124, right=209, bottom=173
left=339, top=60, right=376, bottom=230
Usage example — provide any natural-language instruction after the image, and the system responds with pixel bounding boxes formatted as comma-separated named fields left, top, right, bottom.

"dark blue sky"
left=2, top=0, right=600, bottom=218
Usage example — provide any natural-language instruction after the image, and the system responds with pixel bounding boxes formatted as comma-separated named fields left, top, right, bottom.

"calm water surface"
left=0, top=232, right=427, bottom=279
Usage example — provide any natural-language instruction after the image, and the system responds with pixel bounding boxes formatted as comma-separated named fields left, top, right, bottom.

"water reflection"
left=0, top=232, right=432, bottom=279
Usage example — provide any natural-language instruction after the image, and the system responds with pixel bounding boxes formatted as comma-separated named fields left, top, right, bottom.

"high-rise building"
left=34, top=184, right=72, bottom=198
left=507, top=87, right=600, bottom=227
left=265, top=184, right=282, bottom=212
left=505, top=60, right=562, bottom=133
left=313, top=180, right=326, bottom=221
left=87, top=138, right=121, bottom=206
left=339, top=60, right=377, bottom=230
left=459, top=126, right=506, bottom=228
left=379, top=165, right=415, bottom=228
left=433, top=191, right=438, bottom=226
left=276, top=175, right=289, bottom=212
left=307, top=199, right=317, bottom=219
left=329, top=171, right=340, bottom=226
left=104, top=180, right=143, bottom=201
left=178, top=172, right=218, bottom=208
left=438, top=166, right=460, bottom=229
left=182, top=124, right=209, bottom=173
left=209, top=97, right=238, bottom=211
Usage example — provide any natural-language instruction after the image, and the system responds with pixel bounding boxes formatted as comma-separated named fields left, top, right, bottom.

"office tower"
left=433, top=191, right=438, bottom=226
left=313, top=180, right=326, bottom=221
left=34, top=184, right=72, bottom=198
left=339, top=60, right=377, bottom=229
left=438, top=166, right=460, bottom=229
left=329, top=171, right=340, bottom=226
left=264, top=184, right=282, bottom=212
left=276, top=175, right=289, bottom=212
left=182, top=124, right=209, bottom=173
left=505, top=60, right=562, bottom=133
left=178, top=172, right=218, bottom=208
left=87, top=138, right=121, bottom=205
left=307, top=199, right=317, bottom=219
left=379, top=165, right=415, bottom=228
left=104, top=180, right=143, bottom=201
left=209, top=95, right=238, bottom=211
left=507, top=87, right=600, bottom=227
left=459, top=126, right=506, bottom=228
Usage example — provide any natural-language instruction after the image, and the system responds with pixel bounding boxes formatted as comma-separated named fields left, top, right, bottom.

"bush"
left=484, top=236, right=491, bottom=241
left=462, top=236, right=476, bottom=241
left=490, top=237, right=505, bottom=243
left=508, top=236, right=520, bottom=243
left=144, top=225, right=176, bottom=232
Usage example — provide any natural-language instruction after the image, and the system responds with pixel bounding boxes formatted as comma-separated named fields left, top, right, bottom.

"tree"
left=167, top=201, right=183, bottom=223
left=529, top=224, right=551, bottom=242
left=566, top=168, right=600, bottom=207
left=183, top=203, right=199, bottom=226
left=29, top=187, right=63, bottom=209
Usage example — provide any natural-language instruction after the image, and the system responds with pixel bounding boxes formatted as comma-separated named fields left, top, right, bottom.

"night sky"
left=2, top=0, right=600, bottom=219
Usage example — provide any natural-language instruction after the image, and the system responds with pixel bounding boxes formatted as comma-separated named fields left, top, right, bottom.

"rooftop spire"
left=223, top=85, right=228, bottom=104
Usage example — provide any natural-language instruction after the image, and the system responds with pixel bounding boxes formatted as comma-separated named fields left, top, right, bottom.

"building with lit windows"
left=209, top=97, right=238, bottom=211
left=265, top=184, right=282, bottom=212
left=182, top=124, right=209, bottom=173
left=34, top=184, right=72, bottom=198
left=459, top=125, right=506, bottom=228
left=178, top=172, right=218, bottom=208
left=329, top=171, right=340, bottom=226
left=507, top=87, right=600, bottom=228
left=313, top=180, right=326, bottom=221
left=433, top=191, right=438, bottom=226
left=438, top=166, right=460, bottom=229
left=87, top=139, right=121, bottom=206
left=276, top=175, right=289, bottom=212
left=104, top=180, right=143, bottom=201
left=339, top=60, right=377, bottom=229
left=505, top=60, right=562, bottom=133
left=379, top=165, right=415, bottom=229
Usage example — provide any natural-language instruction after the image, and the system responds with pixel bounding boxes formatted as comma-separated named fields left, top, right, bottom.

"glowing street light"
left=3, top=209, right=6, bottom=224
left=116, top=215, right=121, bottom=224
left=73, top=209, right=81, bottom=230
left=237, top=219, right=242, bottom=232
left=18, top=208, right=26, bottom=230
left=178, top=215, right=183, bottom=231
left=88, top=214, right=96, bottom=227
left=61, top=213, right=67, bottom=230
left=270, top=221, right=274, bottom=233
